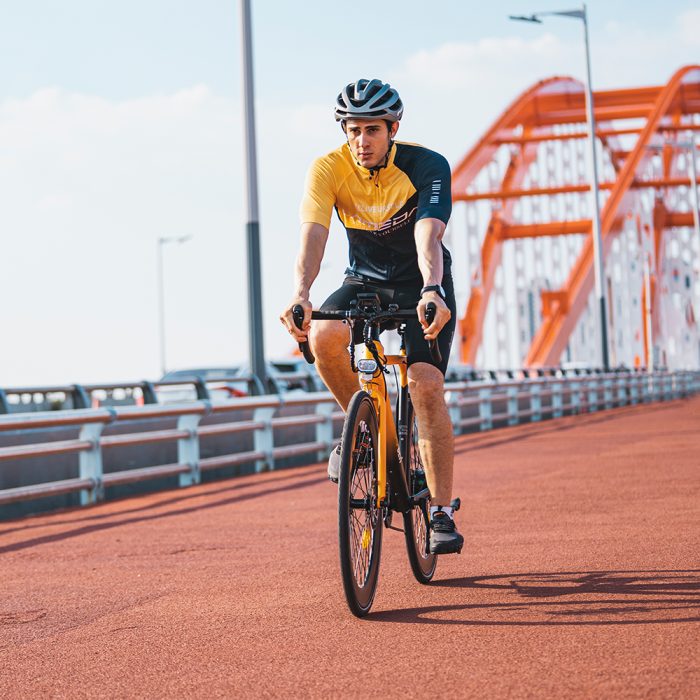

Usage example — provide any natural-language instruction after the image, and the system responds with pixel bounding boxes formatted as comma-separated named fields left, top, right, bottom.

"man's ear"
left=390, top=122, right=399, bottom=138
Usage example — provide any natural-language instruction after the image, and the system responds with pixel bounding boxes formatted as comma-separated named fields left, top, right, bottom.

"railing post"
left=552, top=382, right=563, bottom=418
left=587, top=379, right=599, bottom=412
left=603, top=378, right=613, bottom=410
left=683, top=372, right=691, bottom=397
left=570, top=379, right=581, bottom=414
left=178, top=413, right=204, bottom=487
left=72, top=384, right=90, bottom=410
left=253, top=406, right=277, bottom=472
left=506, top=385, right=519, bottom=426
left=79, top=420, right=107, bottom=505
left=629, top=375, right=638, bottom=405
left=141, top=381, right=158, bottom=404
left=530, top=383, right=542, bottom=422
left=315, top=401, right=335, bottom=462
left=479, top=388, right=492, bottom=431
left=616, top=377, right=626, bottom=407
left=445, top=390, right=462, bottom=436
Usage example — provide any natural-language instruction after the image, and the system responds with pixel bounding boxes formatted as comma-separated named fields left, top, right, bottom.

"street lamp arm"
left=508, top=14, right=542, bottom=23
left=509, top=8, right=585, bottom=24
left=544, top=10, right=585, bottom=20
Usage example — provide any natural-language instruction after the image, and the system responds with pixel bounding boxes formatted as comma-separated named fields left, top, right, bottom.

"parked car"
left=157, top=367, right=256, bottom=403
left=157, top=360, right=324, bottom=403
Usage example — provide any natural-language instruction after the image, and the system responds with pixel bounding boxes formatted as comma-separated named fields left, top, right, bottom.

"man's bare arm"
left=414, top=217, right=451, bottom=340
left=280, top=222, right=329, bottom=341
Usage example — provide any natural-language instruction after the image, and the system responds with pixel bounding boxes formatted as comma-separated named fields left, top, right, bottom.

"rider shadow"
left=370, top=570, right=700, bottom=626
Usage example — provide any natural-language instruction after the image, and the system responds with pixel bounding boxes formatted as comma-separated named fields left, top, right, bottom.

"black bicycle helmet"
left=334, top=79, right=403, bottom=122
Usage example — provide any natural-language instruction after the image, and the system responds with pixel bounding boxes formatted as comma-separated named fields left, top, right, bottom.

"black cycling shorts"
left=319, top=275, right=456, bottom=375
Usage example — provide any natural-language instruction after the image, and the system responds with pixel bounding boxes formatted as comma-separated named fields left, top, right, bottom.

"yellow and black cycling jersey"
left=300, top=141, right=452, bottom=284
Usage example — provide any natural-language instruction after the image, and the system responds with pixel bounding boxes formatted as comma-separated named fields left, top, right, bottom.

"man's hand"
left=280, top=298, right=312, bottom=343
left=417, top=292, right=451, bottom=341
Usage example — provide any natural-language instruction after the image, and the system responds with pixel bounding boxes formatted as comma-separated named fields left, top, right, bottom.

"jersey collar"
left=345, top=142, right=397, bottom=178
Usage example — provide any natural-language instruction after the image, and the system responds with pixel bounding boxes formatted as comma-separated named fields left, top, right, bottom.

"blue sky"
left=1, top=1, right=699, bottom=384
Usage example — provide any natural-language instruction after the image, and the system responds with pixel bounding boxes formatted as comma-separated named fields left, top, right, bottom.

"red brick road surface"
left=1, top=397, right=699, bottom=698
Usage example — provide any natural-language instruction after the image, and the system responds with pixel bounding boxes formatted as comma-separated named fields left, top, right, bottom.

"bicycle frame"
left=292, top=296, right=440, bottom=514
left=356, top=331, right=410, bottom=513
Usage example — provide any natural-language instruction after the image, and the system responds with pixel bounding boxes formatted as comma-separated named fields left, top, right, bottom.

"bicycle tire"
left=338, top=390, right=383, bottom=617
left=402, top=398, right=437, bottom=583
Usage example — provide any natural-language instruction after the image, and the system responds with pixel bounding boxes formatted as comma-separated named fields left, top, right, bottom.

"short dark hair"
left=340, top=119, right=394, bottom=134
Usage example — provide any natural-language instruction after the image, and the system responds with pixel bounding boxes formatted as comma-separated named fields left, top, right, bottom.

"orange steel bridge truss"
left=451, top=65, right=700, bottom=369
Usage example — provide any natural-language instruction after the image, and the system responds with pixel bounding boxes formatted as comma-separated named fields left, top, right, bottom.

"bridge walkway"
left=1, top=397, right=698, bottom=697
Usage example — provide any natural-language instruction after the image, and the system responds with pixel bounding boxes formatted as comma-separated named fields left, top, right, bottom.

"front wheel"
left=338, top=391, right=383, bottom=617
left=402, top=398, right=437, bottom=583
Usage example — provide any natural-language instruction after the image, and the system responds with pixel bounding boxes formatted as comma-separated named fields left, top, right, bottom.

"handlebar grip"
left=292, top=305, right=315, bottom=364
left=424, top=302, right=443, bottom=366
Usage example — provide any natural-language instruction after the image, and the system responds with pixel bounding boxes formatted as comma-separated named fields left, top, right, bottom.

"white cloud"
left=0, top=85, right=353, bottom=385
left=0, top=86, right=249, bottom=385
left=2, top=7, right=699, bottom=386
left=392, top=17, right=699, bottom=164
left=402, top=34, right=564, bottom=90
left=678, top=8, right=700, bottom=46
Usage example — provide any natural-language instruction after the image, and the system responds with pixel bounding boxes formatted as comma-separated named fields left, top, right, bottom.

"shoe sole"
left=429, top=540, right=464, bottom=555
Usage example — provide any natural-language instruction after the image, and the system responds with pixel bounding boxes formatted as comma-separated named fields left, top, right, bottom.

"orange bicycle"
left=294, top=293, right=455, bottom=616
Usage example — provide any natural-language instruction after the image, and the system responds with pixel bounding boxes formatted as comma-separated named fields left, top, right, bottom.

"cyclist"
left=280, top=78, right=463, bottom=554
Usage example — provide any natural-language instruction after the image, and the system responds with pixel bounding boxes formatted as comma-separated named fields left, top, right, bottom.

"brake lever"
left=424, top=302, right=443, bottom=366
left=292, top=305, right=315, bottom=364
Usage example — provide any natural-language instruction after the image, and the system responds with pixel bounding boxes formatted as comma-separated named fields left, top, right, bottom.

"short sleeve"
left=415, top=152, right=452, bottom=224
left=299, top=157, right=337, bottom=229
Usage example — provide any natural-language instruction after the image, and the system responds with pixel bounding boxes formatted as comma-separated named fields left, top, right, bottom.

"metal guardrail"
left=0, top=370, right=698, bottom=511
left=0, top=365, right=645, bottom=414
left=0, top=371, right=325, bottom=414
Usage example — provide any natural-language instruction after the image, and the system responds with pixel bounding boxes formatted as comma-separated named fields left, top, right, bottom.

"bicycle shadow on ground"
left=370, top=570, right=700, bottom=626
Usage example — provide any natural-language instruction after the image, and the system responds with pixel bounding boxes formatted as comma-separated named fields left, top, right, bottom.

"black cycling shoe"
left=429, top=509, right=464, bottom=555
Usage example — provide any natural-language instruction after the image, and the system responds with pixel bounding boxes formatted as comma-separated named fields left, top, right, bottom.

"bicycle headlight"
left=357, top=359, right=378, bottom=374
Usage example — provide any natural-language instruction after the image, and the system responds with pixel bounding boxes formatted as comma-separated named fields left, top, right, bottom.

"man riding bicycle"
left=280, top=78, right=463, bottom=555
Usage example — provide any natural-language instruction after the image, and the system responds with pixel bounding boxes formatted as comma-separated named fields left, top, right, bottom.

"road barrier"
left=1, top=370, right=698, bottom=513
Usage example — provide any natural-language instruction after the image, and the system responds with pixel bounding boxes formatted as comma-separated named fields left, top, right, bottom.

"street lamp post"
left=157, top=235, right=192, bottom=376
left=239, top=0, right=266, bottom=388
left=510, top=4, right=610, bottom=370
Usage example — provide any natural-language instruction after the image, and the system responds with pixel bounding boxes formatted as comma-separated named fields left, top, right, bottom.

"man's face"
left=344, top=118, right=399, bottom=169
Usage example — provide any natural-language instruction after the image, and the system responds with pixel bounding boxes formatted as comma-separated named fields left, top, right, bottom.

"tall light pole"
left=510, top=4, right=610, bottom=370
left=157, top=235, right=192, bottom=376
left=239, top=0, right=266, bottom=387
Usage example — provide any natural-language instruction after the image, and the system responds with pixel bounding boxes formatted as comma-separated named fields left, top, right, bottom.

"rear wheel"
left=338, top=391, right=383, bottom=617
left=402, top=398, right=437, bottom=583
